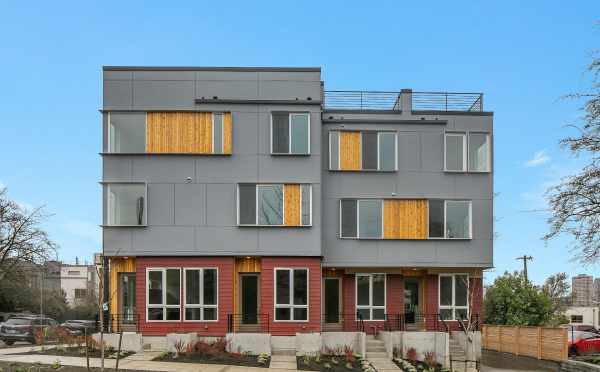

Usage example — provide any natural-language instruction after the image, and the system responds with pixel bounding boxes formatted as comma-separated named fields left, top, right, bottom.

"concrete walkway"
left=368, top=357, right=401, bottom=372
left=268, top=354, right=296, bottom=370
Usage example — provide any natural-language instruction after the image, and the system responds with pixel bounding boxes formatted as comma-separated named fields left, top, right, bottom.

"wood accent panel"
left=284, top=184, right=301, bottom=226
left=322, top=268, right=344, bottom=278
left=339, top=131, right=361, bottom=170
left=482, top=325, right=567, bottom=362
left=383, top=199, right=428, bottom=239
left=146, top=112, right=216, bottom=153
left=108, top=257, right=136, bottom=318
left=223, top=112, right=232, bottom=154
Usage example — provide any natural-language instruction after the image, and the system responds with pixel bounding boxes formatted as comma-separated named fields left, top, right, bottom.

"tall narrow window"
left=108, top=113, right=146, bottom=153
left=329, top=131, right=340, bottom=170
left=428, top=200, right=444, bottom=238
left=258, top=185, right=284, bottom=225
left=330, top=130, right=396, bottom=171
left=356, top=274, right=385, bottom=321
left=445, top=133, right=466, bottom=171
left=468, top=133, right=490, bottom=172
left=147, top=268, right=181, bottom=321
left=213, top=113, right=224, bottom=155
left=275, top=268, right=308, bottom=321
left=271, top=112, right=310, bottom=155
left=340, top=200, right=358, bottom=238
left=378, top=132, right=396, bottom=171
left=106, top=183, right=146, bottom=226
left=439, top=274, right=469, bottom=320
left=238, top=184, right=312, bottom=226
left=184, top=268, right=218, bottom=321
left=362, top=132, right=378, bottom=170
left=301, top=184, right=311, bottom=226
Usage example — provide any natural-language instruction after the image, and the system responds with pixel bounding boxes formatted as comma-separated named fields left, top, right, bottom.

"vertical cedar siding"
left=383, top=199, right=428, bottom=239
left=339, top=131, right=361, bottom=170
left=284, top=184, right=301, bottom=226
left=146, top=112, right=232, bottom=154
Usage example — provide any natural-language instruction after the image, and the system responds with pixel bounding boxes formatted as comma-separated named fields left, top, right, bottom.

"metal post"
left=40, top=265, right=44, bottom=349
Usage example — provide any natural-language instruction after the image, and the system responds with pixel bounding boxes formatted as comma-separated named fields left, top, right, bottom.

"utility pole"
left=516, top=255, right=533, bottom=282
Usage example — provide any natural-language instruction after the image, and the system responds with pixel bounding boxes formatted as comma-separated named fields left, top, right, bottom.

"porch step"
left=367, top=346, right=386, bottom=352
left=271, top=349, right=296, bottom=356
left=269, top=354, right=297, bottom=369
left=142, top=336, right=167, bottom=351
left=365, top=351, right=388, bottom=359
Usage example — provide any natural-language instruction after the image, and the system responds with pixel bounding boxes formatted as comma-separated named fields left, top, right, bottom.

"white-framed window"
left=184, top=268, right=218, bottom=321
left=356, top=274, right=386, bottom=321
left=428, top=200, right=472, bottom=239
left=339, top=199, right=383, bottom=239
left=271, top=112, right=310, bottom=155
left=108, top=112, right=147, bottom=153
left=147, top=268, right=181, bottom=321
left=439, top=274, right=469, bottom=321
left=237, top=184, right=312, bottom=226
left=106, top=183, right=147, bottom=226
left=329, top=131, right=397, bottom=171
left=570, top=315, right=583, bottom=323
left=468, top=133, right=491, bottom=172
left=445, top=132, right=467, bottom=172
left=274, top=268, right=309, bottom=321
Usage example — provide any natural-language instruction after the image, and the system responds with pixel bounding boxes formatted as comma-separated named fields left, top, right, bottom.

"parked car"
left=0, top=316, right=58, bottom=345
left=568, top=331, right=600, bottom=355
left=61, top=320, right=97, bottom=336
left=563, top=324, right=600, bottom=335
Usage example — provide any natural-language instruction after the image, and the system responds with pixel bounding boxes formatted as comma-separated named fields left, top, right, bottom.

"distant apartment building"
left=60, top=263, right=98, bottom=305
left=26, top=260, right=62, bottom=293
left=572, top=274, right=594, bottom=306
left=594, top=278, right=600, bottom=303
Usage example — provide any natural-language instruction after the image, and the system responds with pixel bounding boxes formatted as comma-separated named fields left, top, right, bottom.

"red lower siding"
left=136, top=257, right=234, bottom=336
left=261, top=257, right=321, bottom=335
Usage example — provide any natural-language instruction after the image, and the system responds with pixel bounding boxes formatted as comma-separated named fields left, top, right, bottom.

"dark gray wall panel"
left=133, top=80, right=195, bottom=109
left=206, top=184, right=236, bottom=226
left=103, top=157, right=132, bottom=180
left=174, top=184, right=206, bottom=226
left=132, top=226, right=195, bottom=254
left=103, top=228, right=132, bottom=255
left=103, top=80, right=132, bottom=109
left=420, top=132, right=444, bottom=171
left=258, top=81, right=321, bottom=101
left=195, top=80, right=259, bottom=100
left=194, top=227, right=258, bottom=254
left=147, top=184, right=174, bottom=226
left=397, top=133, right=420, bottom=171
left=132, top=157, right=195, bottom=183
left=195, top=156, right=258, bottom=183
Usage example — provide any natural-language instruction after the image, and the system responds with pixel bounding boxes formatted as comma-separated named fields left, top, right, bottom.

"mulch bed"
left=153, top=352, right=270, bottom=367
left=393, top=358, right=444, bottom=372
left=21, top=346, right=135, bottom=359
left=297, top=355, right=363, bottom=372
left=0, top=361, right=153, bottom=372
left=572, top=355, right=600, bottom=365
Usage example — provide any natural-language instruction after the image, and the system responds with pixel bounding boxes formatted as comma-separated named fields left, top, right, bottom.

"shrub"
left=405, top=347, right=418, bottom=363
left=343, top=345, right=355, bottom=362
left=258, top=353, right=270, bottom=365
left=173, top=340, right=187, bottom=357
left=423, top=351, right=437, bottom=369
left=345, top=362, right=354, bottom=369
left=51, top=360, right=61, bottom=370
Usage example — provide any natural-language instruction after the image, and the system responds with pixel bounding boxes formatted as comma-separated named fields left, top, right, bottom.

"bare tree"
left=545, top=54, right=600, bottom=263
left=541, top=272, right=571, bottom=326
left=0, top=187, right=57, bottom=280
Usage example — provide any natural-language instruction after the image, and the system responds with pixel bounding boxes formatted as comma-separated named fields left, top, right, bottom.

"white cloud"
left=524, top=150, right=551, bottom=167
left=62, top=220, right=101, bottom=246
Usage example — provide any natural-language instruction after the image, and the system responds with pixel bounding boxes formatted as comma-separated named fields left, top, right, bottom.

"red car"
left=569, top=331, right=600, bottom=355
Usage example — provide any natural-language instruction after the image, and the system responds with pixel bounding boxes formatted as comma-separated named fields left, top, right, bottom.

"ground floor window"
left=274, top=268, right=308, bottom=321
left=439, top=274, right=469, bottom=320
left=356, top=274, right=385, bottom=320
left=147, top=268, right=181, bottom=321
left=184, top=268, right=218, bottom=321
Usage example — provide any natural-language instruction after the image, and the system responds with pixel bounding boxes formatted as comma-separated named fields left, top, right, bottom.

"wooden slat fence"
left=482, top=325, right=568, bottom=362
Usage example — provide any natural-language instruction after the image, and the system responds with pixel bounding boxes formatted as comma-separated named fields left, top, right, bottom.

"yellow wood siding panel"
left=339, top=131, right=361, bottom=170
left=383, top=199, right=428, bottom=239
left=108, top=257, right=136, bottom=318
left=284, top=184, right=301, bottom=226
left=146, top=112, right=220, bottom=153
left=223, top=112, right=232, bottom=154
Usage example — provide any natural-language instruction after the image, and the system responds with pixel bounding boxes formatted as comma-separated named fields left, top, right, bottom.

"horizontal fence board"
left=482, top=325, right=567, bottom=362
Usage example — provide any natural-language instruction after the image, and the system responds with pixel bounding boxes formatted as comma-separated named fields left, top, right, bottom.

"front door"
left=119, top=273, right=136, bottom=327
left=404, top=278, right=419, bottom=324
left=240, top=274, right=259, bottom=325
left=323, top=278, right=341, bottom=324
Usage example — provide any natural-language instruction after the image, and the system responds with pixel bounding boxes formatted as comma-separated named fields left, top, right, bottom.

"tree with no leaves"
left=0, top=187, right=57, bottom=280
left=545, top=55, right=600, bottom=263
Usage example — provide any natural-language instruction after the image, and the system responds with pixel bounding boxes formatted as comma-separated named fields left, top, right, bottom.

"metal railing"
left=323, top=90, right=483, bottom=112
left=382, top=313, right=452, bottom=332
left=97, top=313, right=139, bottom=333
left=227, top=313, right=270, bottom=333
left=321, top=312, right=365, bottom=333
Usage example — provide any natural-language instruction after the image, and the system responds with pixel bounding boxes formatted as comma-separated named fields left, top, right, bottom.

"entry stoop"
left=142, top=336, right=168, bottom=351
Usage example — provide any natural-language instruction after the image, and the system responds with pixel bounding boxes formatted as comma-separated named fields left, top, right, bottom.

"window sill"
left=238, top=224, right=313, bottom=228
left=270, top=153, right=312, bottom=156
left=328, top=169, right=397, bottom=173
left=339, top=237, right=472, bottom=240
left=101, top=224, right=147, bottom=228
left=444, top=170, right=491, bottom=174
left=273, top=320, right=310, bottom=323
left=100, top=152, right=232, bottom=156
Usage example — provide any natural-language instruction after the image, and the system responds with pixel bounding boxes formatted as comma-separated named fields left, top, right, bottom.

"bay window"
left=271, top=112, right=310, bottom=155
left=147, top=268, right=181, bottom=321
left=439, top=274, right=469, bottom=320
left=275, top=268, right=308, bottom=321
left=184, top=268, right=218, bottom=321
left=356, top=274, right=386, bottom=320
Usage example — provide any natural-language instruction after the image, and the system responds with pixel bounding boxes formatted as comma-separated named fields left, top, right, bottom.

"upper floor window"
left=108, top=113, right=146, bottom=153
left=356, top=274, right=385, bottom=321
left=274, top=268, right=308, bottom=321
left=184, top=268, right=218, bottom=321
left=147, top=268, right=181, bottom=321
left=329, top=131, right=396, bottom=171
left=238, top=184, right=312, bottom=227
left=445, top=132, right=491, bottom=172
left=439, top=274, right=469, bottom=320
left=106, top=183, right=146, bottom=226
left=428, top=200, right=471, bottom=239
left=340, top=199, right=383, bottom=239
left=271, top=112, right=310, bottom=155
left=74, top=288, right=87, bottom=299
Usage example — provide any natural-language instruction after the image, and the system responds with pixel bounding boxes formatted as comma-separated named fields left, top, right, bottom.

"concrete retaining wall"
left=296, top=333, right=321, bottom=355
left=226, top=333, right=271, bottom=355
left=379, top=331, right=449, bottom=367
left=166, top=333, right=198, bottom=353
left=451, top=331, right=482, bottom=360
left=321, top=332, right=366, bottom=357
left=92, top=333, right=143, bottom=352
left=561, top=360, right=600, bottom=372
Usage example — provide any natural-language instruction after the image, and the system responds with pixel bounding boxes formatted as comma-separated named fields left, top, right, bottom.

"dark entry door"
left=404, top=278, right=419, bottom=323
left=241, top=274, right=259, bottom=324
left=119, top=273, right=136, bottom=327
left=324, top=278, right=340, bottom=323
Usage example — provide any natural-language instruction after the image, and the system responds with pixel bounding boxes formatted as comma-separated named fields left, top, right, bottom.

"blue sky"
left=0, top=1, right=598, bottom=285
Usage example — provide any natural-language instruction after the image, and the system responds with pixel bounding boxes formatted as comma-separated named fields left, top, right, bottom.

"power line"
left=516, top=255, right=533, bottom=282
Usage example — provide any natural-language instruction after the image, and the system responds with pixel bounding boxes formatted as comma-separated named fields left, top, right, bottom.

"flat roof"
left=103, top=66, right=321, bottom=72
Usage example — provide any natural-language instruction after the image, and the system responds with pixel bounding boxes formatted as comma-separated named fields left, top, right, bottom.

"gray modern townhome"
left=101, top=66, right=492, bottom=339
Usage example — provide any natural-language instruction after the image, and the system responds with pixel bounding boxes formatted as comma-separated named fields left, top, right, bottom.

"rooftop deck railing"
left=323, top=90, right=483, bottom=112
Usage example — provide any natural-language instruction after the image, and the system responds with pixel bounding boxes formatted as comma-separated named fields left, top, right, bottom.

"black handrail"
left=96, top=313, right=139, bottom=333
left=227, top=313, right=269, bottom=333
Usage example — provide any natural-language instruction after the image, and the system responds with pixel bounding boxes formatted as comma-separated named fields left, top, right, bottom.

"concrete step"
left=367, top=340, right=385, bottom=345
left=365, top=352, right=388, bottom=359
left=271, top=349, right=296, bottom=356
left=366, top=346, right=386, bottom=352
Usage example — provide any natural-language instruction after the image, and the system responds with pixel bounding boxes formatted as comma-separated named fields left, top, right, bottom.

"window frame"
left=438, top=273, right=469, bottom=321
left=146, top=268, right=182, bottom=322
left=339, top=199, right=384, bottom=239
left=183, top=268, right=219, bottom=322
left=236, top=184, right=312, bottom=227
left=355, top=273, right=386, bottom=321
left=328, top=130, right=397, bottom=172
left=104, top=181, right=148, bottom=227
left=444, top=132, right=468, bottom=172
left=468, top=132, right=491, bottom=173
left=428, top=200, right=472, bottom=240
left=273, top=268, right=310, bottom=322
left=270, top=112, right=311, bottom=155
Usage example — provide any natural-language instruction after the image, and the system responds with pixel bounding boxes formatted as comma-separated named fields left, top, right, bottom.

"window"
left=329, top=131, right=396, bottom=171
left=468, top=133, right=490, bottom=172
left=571, top=315, right=583, bottom=323
left=74, top=288, right=87, bottom=299
left=445, top=133, right=467, bottom=171
left=212, top=113, right=225, bottom=154
left=184, top=268, right=218, bottom=321
left=271, top=112, right=310, bottom=155
left=108, top=112, right=146, bottom=153
left=428, top=200, right=472, bottom=239
left=439, top=274, right=469, bottom=320
left=147, top=268, right=181, bottom=321
left=237, top=184, right=312, bottom=226
left=340, top=200, right=382, bottom=239
left=274, top=268, right=308, bottom=321
left=356, top=274, right=385, bottom=321
left=106, top=183, right=146, bottom=226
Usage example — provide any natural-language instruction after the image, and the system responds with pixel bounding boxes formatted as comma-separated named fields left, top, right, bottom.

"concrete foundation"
left=92, top=332, right=143, bottom=352
left=296, top=333, right=321, bottom=355
left=321, top=332, right=366, bottom=357
left=379, top=331, right=449, bottom=367
left=166, top=333, right=197, bottom=353
left=451, top=331, right=482, bottom=360
left=226, top=333, right=271, bottom=355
